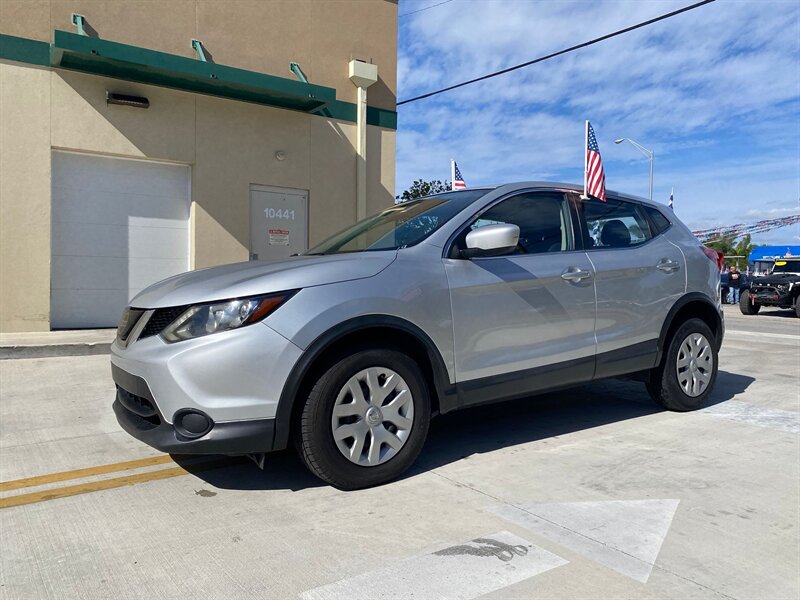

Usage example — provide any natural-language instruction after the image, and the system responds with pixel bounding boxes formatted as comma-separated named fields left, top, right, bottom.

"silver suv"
left=112, top=183, right=724, bottom=489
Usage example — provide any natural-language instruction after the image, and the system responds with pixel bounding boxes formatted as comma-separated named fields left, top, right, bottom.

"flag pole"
left=450, top=159, right=456, bottom=191
left=581, top=120, right=589, bottom=199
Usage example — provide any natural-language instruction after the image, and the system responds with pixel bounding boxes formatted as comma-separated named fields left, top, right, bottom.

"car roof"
left=426, top=182, right=663, bottom=209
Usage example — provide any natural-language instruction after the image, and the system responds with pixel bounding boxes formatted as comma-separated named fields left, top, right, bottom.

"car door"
left=444, top=190, right=597, bottom=407
left=573, top=194, right=685, bottom=376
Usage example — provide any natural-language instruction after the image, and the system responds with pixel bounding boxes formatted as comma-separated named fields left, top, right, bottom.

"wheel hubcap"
left=365, top=406, right=383, bottom=426
left=331, top=367, right=414, bottom=467
left=676, top=332, right=713, bottom=397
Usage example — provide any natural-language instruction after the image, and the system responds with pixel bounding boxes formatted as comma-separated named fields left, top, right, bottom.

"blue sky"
left=395, top=0, right=800, bottom=244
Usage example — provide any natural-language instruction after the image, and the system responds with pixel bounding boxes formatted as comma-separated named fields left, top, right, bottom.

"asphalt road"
left=1, top=305, right=798, bottom=599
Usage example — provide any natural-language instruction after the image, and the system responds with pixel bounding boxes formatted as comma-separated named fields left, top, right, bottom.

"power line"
left=399, top=0, right=454, bottom=18
left=397, top=0, right=716, bottom=105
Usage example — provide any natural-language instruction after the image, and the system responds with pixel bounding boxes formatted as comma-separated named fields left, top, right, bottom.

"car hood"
left=130, top=252, right=397, bottom=309
left=753, top=273, right=800, bottom=286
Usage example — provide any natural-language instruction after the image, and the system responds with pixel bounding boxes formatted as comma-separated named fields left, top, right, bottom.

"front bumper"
left=110, top=319, right=304, bottom=454
left=110, top=321, right=303, bottom=423
left=112, top=365, right=276, bottom=454
left=750, top=287, right=793, bottom=307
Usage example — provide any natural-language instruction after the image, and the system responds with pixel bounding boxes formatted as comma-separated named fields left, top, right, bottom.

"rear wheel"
left=794, top=295, right=800, bottom=318
left=647, top=318, right=718, bottom=411
left=295, top=348, right=431, bottom=490
left=739, top=289, right=760, bottom=315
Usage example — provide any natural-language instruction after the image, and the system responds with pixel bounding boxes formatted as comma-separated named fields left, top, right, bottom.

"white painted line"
left=491, top=499, right=679, bottom=583
left=299, top=530, right=567, bottom=600
left=725, top=329, right=799, bottom=342
left=703, top=400, right=800, bottom=434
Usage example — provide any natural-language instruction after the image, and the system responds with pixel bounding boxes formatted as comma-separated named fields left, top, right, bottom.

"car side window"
left=468, top=192, right=573, bottom=254
left=580, top=197, right=653, bottom=249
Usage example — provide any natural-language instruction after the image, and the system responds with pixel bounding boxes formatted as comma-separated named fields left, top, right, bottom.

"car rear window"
left=580, top=197, right=653, bottom=249
left=645, top=206, right=672, bottom=235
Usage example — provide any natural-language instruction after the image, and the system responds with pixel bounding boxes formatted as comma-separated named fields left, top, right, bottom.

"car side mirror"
left=461, top=223, right=520, bottom=259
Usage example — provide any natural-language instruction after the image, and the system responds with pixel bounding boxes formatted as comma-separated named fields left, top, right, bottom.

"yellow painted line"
left=0, top=457, right=239, bottom=509
left=0, top=455, right=177, bottom=492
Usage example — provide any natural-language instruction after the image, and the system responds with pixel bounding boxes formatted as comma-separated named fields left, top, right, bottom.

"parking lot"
left=1, top=305, right=798, bottom=600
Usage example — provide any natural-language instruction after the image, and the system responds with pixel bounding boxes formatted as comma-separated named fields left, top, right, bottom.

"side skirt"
left=453, top=340, right=658, bottom=410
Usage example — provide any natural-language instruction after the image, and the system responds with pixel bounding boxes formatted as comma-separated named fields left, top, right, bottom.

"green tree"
left=706, top=234, right=758, bottom=267
left=705, top=235, right=736, bottom=257
left=734, top=234, right=757, bottom=262
left=396, top=179, right=451, bottom=202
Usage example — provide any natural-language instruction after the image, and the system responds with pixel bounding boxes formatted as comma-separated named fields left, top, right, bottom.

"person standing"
left=721, top=266, right=730, bottom=304
left=729, top=266, right=742, bottom=304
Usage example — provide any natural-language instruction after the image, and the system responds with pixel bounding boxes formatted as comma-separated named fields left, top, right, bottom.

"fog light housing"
left=173, top=409, right=213, bottom=439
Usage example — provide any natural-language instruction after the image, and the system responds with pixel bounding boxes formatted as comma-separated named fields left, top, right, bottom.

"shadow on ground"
left=745, top=308, right=797, bottom=319
left=178, top=370, right=754, bottom=492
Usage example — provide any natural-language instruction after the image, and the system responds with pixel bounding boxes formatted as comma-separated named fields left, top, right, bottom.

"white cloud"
left=745, top=206, right=800, bottom=217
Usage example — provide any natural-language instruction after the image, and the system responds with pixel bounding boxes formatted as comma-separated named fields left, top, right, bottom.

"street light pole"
left=614, top=137, right=654, bottom=202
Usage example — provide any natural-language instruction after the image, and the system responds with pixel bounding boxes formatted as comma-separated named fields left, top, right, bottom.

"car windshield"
left=771, top=259, right=800, bottom=274
left=305, top=190, right=491, bottom=255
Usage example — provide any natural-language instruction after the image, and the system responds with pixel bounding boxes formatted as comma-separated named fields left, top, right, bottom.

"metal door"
left=51, top=151, right=190, bottom=328
left=574, top=194, right=686, bottom=355
left=445, top=191, right=597, bottom=389
left=249, top=185, right=308, bottom=261
left=587, top=236, right=685, bottom=353
left=446, top=252, right=597, bottom=383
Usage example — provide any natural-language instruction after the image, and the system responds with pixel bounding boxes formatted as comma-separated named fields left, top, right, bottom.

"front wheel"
left=646, top=318, right=718, bottom=411
left=739, top=289, right=760, bottom=315
left=295, top=348, right=431, bottom=490
left=794, top=295, right=800, bottom=318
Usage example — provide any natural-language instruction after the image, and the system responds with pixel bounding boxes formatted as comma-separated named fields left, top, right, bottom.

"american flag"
left=452, top=160, right=466, bottom=190
left=585, top=122, right=606, bottom=202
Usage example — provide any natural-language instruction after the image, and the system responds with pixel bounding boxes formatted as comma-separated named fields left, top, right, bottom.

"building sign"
left=268, top=229, right=290, bottom=246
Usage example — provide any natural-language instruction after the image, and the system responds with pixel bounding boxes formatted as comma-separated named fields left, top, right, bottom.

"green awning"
left=51, top=30, right=336, bottom=112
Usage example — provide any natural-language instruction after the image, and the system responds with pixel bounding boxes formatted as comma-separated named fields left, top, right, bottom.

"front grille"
left=138, top=305, right=190, bottom=339
left=117, top=308, right=145, bottom=342
left=753, top=286, right=781, bottom=295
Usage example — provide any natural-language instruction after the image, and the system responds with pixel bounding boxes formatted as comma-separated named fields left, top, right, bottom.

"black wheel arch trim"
left=272, top=315, right=456, bottom=451
left=655, top=292, right=723, bottom=365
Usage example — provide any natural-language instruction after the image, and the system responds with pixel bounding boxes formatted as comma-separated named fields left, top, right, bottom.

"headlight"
left=161, top=291, right=296, bottom=343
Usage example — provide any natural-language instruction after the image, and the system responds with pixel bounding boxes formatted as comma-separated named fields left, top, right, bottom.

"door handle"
left=561, top=267, right=592, bottom=282
left=656, top=259, right=680, bottom=273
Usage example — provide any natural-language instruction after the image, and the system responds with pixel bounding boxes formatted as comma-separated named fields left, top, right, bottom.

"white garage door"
left=51, top=151, right=190, bottom=329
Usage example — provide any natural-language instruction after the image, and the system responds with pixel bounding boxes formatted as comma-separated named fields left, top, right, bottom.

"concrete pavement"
left=1, top=305, right=798, bottom=599
left=0, top=329, right=115, bottom=360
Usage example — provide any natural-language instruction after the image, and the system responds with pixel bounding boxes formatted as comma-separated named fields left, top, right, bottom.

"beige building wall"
left=0, top=61, right=395, bottom=332
left=0, top=0, right=398, bottom=110
left=0, top=62, right=52, bottom=332
left=0, top=0, right=397, bottom=332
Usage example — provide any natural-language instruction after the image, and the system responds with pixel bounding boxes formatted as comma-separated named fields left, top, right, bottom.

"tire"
left=646, top=318, right=718, bottom=411
left=795, top=295, right=800, bottom=318
left=739, top=289, right=760, bottom=315
left=295, top=348, right=431, bottom=490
